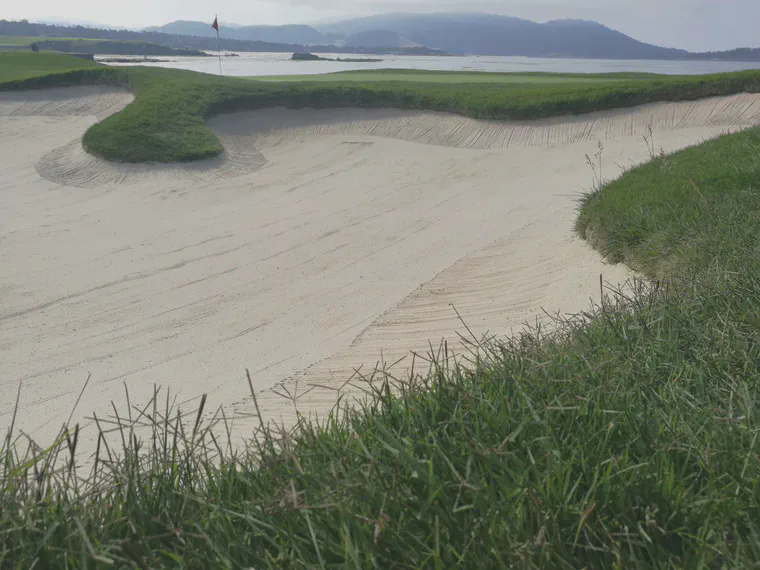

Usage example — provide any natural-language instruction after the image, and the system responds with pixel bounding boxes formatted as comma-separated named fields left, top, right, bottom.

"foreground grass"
left=3, top=52, right=760, bottom=162
left=3, top=126, right=760, bottom=566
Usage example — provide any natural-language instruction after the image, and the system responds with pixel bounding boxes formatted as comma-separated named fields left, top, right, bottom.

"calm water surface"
left=98, top=52, right=760, bottom=77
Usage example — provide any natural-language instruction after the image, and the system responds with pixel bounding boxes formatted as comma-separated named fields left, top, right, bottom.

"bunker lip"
left=2, top=86, right=760, bottom=449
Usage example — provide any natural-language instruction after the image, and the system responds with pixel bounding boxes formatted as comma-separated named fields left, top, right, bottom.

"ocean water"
left=97, top=51, right=760, bottom=77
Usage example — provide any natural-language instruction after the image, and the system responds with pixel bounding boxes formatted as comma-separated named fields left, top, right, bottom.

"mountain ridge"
left=3, top=14, right=760, bottom=60
left=140, top=13, right=693, bottom=58
left=317, top=13, right=688, bottom=58
left=145, top=20, right=330, bottom=45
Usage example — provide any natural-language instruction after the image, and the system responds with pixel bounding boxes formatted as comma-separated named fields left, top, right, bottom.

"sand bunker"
left=213, top=95, right=760, bottom=150
left=17, top=87, right=267, bottom=189
left=3, top=86, right=760, bottom=446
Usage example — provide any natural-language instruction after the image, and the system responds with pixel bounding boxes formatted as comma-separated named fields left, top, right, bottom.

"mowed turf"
left=253, top=69, right=636, bottom=84
left=0, top=36, right=128, bottom=47
left=0, top=36, right=44, bottom=46
left=0, top=51, right=98, bottom=81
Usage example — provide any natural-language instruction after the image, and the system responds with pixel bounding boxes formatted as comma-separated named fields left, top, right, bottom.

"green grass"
left=0, top=36, right=98, bottom=46
left=3, top=126, right=760, bottom=567
left=3, top=51, right=760, bottom=568
left=4, top=52, right=760, bottom=163
left=253, top=69, right=635, bottom=84
left=0, top=36, right=135, bottom=46
left=576, top=129, right=760, bottom=281
left=0, top=52, right=98, bottom=82
left=0, top=35, right=44, bottom=46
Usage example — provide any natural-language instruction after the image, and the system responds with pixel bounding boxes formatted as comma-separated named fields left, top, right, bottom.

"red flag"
left=211, top=16, right=219, bottom=31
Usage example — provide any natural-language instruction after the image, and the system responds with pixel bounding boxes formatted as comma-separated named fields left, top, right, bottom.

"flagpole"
left=216, top=15, right=222, bottom=76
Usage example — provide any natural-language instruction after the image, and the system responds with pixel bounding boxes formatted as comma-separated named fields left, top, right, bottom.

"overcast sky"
left=4, top=0, right=757, bottom=52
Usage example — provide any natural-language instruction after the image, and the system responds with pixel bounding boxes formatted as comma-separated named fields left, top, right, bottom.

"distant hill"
left=37, top=17, right=130, bottom=30
left=3, top=15, right=760, bottom=60
left=33, top=39, right=208, bottom=57
left=148, top=13, right=694, bottom=58
left=319, top=13, right=689, bottom=59
left=343, top=30, right=420, bottom=49
left=0, top=19, right=304, bottom=53
left=145, top=20, right=330, bottom=45
left=0, top=19, right=442, bottom=56
left=685, top=47, right=760, bottom=62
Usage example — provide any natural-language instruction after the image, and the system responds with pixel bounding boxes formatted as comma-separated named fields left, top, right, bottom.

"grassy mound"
left=4, top=52, right=760, bottom=162
left=576, top=127, right=760, bottom=280
left=3, top=128, right=760, bottom=566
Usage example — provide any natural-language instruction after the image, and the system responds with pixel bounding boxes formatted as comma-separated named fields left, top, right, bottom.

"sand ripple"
left=211, top=94, right=760, bottom=150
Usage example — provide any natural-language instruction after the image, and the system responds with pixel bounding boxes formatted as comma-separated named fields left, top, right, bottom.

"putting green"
left=0, top=52, right=98, bottom=82
left=251, top=70, right=646, bottom=84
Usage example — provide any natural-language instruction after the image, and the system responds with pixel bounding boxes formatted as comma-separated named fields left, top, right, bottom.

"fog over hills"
left=317, top=13, right=688, bottom=58
left=145, top=21, right=330, bottom=46
left=142, top=12, right=691, bottom=59
left=4, top=11, right=760, bottom=60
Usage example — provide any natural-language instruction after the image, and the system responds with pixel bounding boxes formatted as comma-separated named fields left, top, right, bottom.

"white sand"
left=3, top=86, right=760, bottom=446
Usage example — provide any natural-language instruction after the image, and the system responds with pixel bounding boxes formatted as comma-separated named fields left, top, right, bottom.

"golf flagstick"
left=211, top=15, right=222, bottom=76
